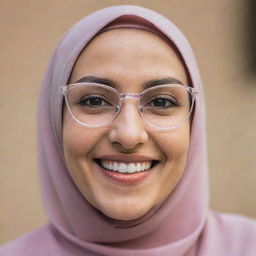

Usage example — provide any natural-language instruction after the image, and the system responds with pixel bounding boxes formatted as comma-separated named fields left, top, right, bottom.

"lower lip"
left=96, top=162, right=154, bottom=184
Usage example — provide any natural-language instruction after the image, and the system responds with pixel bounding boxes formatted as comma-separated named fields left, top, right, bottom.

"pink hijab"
left=1, top=5, right=256, bottom=256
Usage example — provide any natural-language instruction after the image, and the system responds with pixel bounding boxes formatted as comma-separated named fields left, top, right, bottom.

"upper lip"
left=95, top=155, right=158, bottom=163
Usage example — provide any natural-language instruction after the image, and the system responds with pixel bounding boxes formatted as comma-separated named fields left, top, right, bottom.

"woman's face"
left=63, top=29, right=190, bottom=221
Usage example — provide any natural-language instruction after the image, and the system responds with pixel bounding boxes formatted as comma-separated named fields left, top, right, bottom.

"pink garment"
left=1, top=5, right=256, bottom=256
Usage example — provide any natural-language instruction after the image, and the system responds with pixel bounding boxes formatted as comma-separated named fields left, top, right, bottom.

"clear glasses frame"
left=58, top=82, right=199, bottom=130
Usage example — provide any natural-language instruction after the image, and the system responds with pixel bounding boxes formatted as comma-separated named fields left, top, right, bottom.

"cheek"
left=159, top=123, right=190, bottom=194
left=62, top=109, right=105, bottom=161
left=62, top=112, right=108, bottom=196
left=157, top=124, right=190, bottom=162
left=63, top=122, right=88, bottom=159
left=146, top=123, right=190, bottom=206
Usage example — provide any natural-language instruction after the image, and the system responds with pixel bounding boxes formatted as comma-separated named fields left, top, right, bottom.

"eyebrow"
left=74, top=76, right=183, bottom=89
left=75, top=76, right=115, bottom=86
left=143, top=77, right=183, bottom=89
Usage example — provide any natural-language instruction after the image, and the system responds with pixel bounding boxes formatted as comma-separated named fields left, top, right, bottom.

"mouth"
left=95, top=159, right=159, bottom=174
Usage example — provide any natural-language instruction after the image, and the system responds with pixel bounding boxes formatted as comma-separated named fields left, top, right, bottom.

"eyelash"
left=147, top=95, right=178, bottom=108
left=76, top=93, right=180, bottom=110
left=78, top=95, right=111, bottom=107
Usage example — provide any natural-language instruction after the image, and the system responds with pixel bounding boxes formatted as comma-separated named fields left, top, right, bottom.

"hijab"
left=1, top=4, right=256, bottom=256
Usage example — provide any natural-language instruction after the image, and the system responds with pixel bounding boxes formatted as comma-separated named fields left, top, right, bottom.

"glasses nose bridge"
left=117, top=92, right=143, bottom=119
left=118, top=92, right=141, bottom=109
left=120, top=92, right=141, bottom=101
left=114, top=92, right=145, bottom=130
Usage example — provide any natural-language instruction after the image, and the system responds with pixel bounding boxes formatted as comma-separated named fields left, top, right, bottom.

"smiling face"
left=62, top=29, right=190, bottom=221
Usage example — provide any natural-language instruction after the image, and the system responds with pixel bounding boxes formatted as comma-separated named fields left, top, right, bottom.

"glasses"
left=58, top=82, right=198, bottom=130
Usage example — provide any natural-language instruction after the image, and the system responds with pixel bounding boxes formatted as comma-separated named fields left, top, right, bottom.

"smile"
left=96, top=159, right=159, bottom=174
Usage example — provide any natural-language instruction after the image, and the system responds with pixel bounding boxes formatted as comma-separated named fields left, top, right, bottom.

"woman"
left=1, top=5, right=256, bottom=256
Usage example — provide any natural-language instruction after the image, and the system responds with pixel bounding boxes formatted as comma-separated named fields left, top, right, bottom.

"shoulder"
left=0, top=224, right=59, bottom=256
left=210, top=210, right=256, bottom=238
left=199, top=211, right=256, bottom=256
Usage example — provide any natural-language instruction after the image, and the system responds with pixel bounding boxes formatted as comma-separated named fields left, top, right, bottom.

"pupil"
left=90, top=97, right=102, bottom=105
left=153, top=98, right=165, bottom=106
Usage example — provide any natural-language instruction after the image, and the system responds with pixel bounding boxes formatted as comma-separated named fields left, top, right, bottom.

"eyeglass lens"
left=65, top=84, right=193, bottom=128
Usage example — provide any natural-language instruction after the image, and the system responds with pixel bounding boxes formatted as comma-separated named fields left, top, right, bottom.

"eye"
left=78, top=95, right=111, bottom=107
left=148, top=95, right=177, bottom=108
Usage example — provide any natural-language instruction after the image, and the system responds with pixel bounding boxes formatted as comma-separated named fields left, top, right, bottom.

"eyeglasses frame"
left=58, top=82, right=199, bottom=130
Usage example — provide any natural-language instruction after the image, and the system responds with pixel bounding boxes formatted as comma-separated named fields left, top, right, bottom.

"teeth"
left=100, top=160, right=153, bottom=173
left=119, top=163, right=126, bottom=173
left=113, top=162, right=118, bottom=171
left=127, top=163, right=136, bottom=173
left=136, top=163, right=142, bottom=172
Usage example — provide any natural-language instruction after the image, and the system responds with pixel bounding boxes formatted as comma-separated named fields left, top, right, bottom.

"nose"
left=108, top=101, right=148, bottom=151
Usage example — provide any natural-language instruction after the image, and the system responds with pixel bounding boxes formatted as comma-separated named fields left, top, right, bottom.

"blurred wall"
left=1, top=0, right=256, bottom=245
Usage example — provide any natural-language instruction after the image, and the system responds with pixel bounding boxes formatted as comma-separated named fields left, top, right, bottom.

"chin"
left=98, top=201, right=153, bottom=221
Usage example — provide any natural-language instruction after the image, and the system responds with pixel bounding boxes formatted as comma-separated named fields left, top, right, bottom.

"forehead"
left=69, top=29, right=188, bottom=87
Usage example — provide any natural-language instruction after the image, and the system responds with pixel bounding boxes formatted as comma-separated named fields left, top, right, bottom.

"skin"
left=62, top=29, right=190, bottom=221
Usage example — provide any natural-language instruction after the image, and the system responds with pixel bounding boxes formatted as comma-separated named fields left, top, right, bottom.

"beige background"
left=0, top=0, right=256, bottom=245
